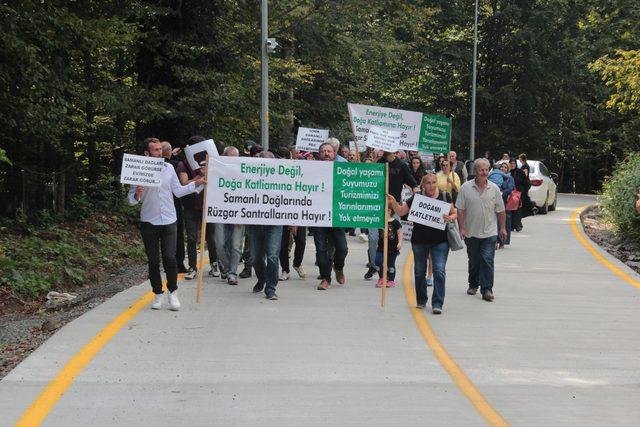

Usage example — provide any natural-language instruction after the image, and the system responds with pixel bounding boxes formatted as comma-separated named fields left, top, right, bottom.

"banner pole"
left=348, top=107, right=363, bottom=163
left=196, top=154, right=209, bottom=303
left=381, top=163, right=389, bottom=308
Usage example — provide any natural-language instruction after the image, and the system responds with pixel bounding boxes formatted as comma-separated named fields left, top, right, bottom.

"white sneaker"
left=279, top=271, right=289, bottom=281
left=168, top=290, right=180, bottom=311
left=208, top=262, right=220, bottom=277
left=293, top=265, right=306, bottom=278
left=151, top=293, right=164, bottom=310
left=184, top=268, right=197, bottom=280
left=358, top=233, right=368, bottom=243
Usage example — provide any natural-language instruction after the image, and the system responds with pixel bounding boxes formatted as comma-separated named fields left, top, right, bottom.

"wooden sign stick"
left=382, top=163, right=390, bottom=308
left=196, top=154, right=209, bottom=303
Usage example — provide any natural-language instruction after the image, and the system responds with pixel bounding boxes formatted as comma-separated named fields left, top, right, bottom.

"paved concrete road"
left=1, top=194, right=639, bottom=426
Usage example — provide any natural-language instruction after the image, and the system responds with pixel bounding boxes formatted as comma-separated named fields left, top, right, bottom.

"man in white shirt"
left=128, top=137, right=204, bottom=311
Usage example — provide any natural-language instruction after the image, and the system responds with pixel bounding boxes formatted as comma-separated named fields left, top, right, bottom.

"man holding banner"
left=315, top=142, right=348, bottom=290
left=127, top=137, right=204, bottom=311
left=247, top=151, right=284, bottom=300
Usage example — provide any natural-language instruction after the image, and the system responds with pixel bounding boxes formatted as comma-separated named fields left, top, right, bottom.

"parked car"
left=518, top=160, right=558, bottom=214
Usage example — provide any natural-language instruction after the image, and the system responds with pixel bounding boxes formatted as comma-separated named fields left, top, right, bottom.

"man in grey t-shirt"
left=456, top=158, right=506, bottom=302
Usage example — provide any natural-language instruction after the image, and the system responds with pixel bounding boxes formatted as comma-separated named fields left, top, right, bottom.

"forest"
left=1, top=0, right=639, bottom=218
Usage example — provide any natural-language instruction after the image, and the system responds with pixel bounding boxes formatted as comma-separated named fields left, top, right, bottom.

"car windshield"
left=528, top=163, right=538, bottom=175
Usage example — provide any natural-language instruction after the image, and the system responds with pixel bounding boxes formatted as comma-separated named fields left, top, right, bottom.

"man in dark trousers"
left=128, top=137, right=204, bottom=311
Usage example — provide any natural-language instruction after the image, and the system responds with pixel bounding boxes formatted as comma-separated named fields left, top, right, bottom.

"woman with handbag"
left=388, top=173, right=457, bottom=314
left=494, top=161, right=515, bottom=248
left=509, top=157, right=530, bottom=231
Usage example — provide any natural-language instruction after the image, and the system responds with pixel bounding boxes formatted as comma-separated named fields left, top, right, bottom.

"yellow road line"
left=569, top=206, right=640, bottom=290
left=402, top=252, right=509, bottom=427
left=15, top=263, right=203, bottom=426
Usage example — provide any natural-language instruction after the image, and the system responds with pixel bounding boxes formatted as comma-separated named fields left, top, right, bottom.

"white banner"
left=407, top=194, right=450, bottom=230
left=120, top=154, right=164, bottom=187
left=348, top=103, right=422, bottom=151
left=401, top=220, right=413, bottom=241
left=185, top=139, right=219, bottom=171
left=366, top=126, right=401, bottom=152
left=205, top=157, right=387, bottom=228
left=295, top=127, right=330, bottom=152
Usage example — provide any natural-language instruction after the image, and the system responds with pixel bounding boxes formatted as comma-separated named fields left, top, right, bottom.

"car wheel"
left=548, top=191, right=557, bottom=211
left=538, top=192, right=549, bottom=214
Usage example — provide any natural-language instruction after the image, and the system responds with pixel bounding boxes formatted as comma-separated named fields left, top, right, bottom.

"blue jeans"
left=214, top=223, right=245, bottom=281
left=374, top=250, right=398, bottom=281
left=313, top=227, right=348, bottom=282
left=465, top=236, right=497, bottom=291
left=248, top=225, right=283, bottom=296
left=412, top=241, right=449, bottom=308
left=367, top=227, right=379, bottom=267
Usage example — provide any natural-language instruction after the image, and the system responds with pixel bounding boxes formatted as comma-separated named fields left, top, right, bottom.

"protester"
left=456, top=158, right=506, bottom=302
left=364, top=150, right=418, bottom=279
left=128, top=137, right=204, bottom=311
left=213, top=146, right=245, bottom=286
left=238, top=144, right=265, bottom=279
left=248, top=150, right=283, bottom=300
left=448, top=151, right=468, bottom=182
left=519, top=153, right=530, bottom=177
left=410, top=156, right=426, bottom=185
left=490, top=161, right=515, bottom=248
left=161, top=141, right=188, bottom=274
left=397, top=149, right=408, bottom=164
left=279, top=225, right=307, bottom=280
left=374, top=207, right=403, bottom=288
left=509, top=157, right=531, bottom=231
left=314, top=142, right=348, bottom=290
left=436, top=158, right=461, bottom=202
left=339, top=145, right=350, bottom=160
left=278, top=147, right=307, bottom=280
left=326, top=137, right=348, bottom=162
left=177, top=136, right=219, bottom=280
left=389, top=173, right=457, bottom=313
left=348, top=149, right=358, bottom=162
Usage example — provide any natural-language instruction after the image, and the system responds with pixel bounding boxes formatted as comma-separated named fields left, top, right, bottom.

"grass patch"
left=0, top=213, right=145, bottom=299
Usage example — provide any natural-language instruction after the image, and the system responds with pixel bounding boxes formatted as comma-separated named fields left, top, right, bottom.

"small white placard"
left=401, top=220, right=413, bottom=241
left=401, top=187, right=413, bottom=203
left=296, top=127, right=330, bottom=152
left=366, top=126, right=401, bottom=152
left=185, top=139, right=219, bottom=171
left=349, top=140, right=367, bottom=153
left=120, top=154, right=164, bottom=187
left=407, top=193, right=450, bottom=230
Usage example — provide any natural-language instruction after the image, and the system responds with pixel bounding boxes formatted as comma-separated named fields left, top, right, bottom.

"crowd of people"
left=129, top=136, right=536, bottom=314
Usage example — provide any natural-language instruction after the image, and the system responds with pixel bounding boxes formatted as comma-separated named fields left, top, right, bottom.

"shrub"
left=600, top=153, right=640, bottom=242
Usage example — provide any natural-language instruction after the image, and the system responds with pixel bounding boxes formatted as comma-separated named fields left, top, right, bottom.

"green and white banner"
left=206, top=157, right=386, bottom=228
left=348, top=103, right=452, bottom=153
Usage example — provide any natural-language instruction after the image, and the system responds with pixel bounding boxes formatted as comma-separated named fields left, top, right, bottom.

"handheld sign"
left=120, top=154, right=164, bottom=187
left=401, top=220, right=414, bottom=241
left=347, top=103, right=452, bottom=153
left=407, top=193, right=450, bottom=230
left=296, top=127, right=330, bottom=153
left=185, top=139, right=218, bottom=171
left=366, top=126, right=401, bottom=152
left=349, top=140, right=366, bottom=153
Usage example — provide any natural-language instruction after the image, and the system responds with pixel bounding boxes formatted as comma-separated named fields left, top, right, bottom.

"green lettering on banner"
left=332, top=163, right=386, bottom=228
left=419, top=114, right=452, bottom=154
